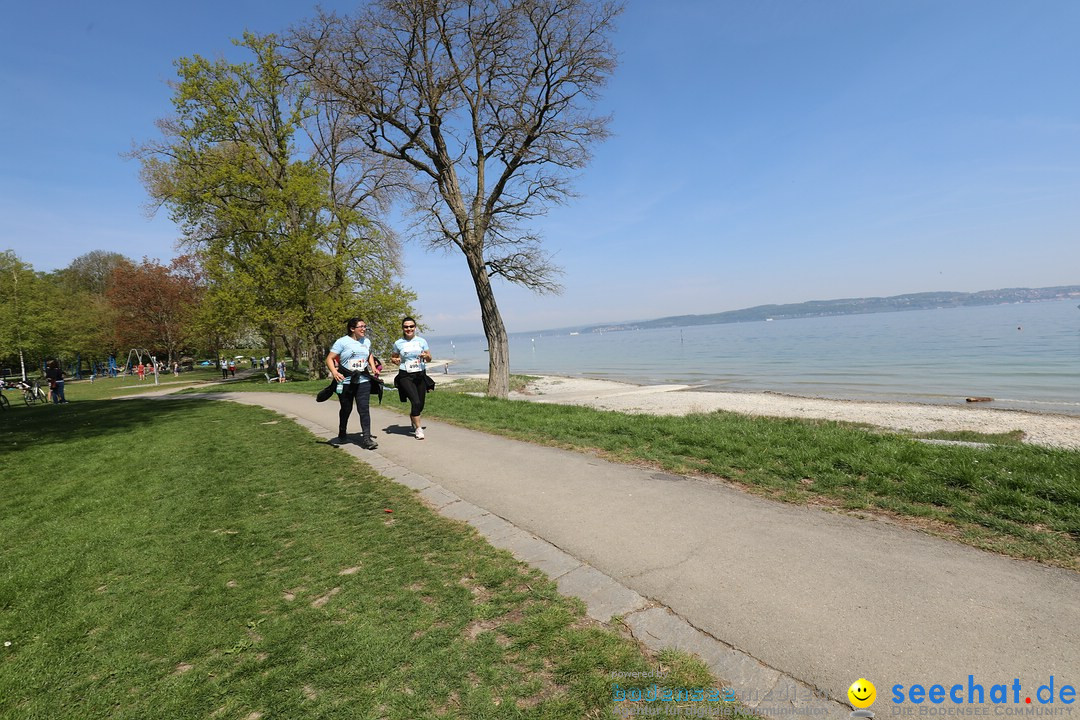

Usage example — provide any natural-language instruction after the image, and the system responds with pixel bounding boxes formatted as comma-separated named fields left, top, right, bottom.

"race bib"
left=403, top=358, right=422, bottom=372
left=346, top=356, right=366, bottom=371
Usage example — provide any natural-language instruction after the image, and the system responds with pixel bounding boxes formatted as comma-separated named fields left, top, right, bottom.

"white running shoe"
left=415, top=426, right=425, bottom=440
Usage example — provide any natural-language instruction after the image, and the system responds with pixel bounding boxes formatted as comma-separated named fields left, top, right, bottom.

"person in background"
left=276, top=359, right=286, bottom=383
left=391, top=316, right=432, bottom=440
left=46, top=359, right=68, bottom=404
left=326, top=318, right=380, bottom=449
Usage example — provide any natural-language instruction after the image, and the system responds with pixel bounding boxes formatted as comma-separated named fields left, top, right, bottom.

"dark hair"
left=402, top=316, right=416, bottom=327
left=347, top=317, right=363, bottom=331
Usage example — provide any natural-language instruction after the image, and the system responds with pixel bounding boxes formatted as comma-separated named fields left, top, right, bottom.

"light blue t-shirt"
left=394, top=336, right=429, bottom=373
left=330, top=335, right=371, bottom=384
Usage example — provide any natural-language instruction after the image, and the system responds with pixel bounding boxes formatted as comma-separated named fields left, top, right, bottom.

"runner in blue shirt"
left=326, top=317, right=380, bottom=449
left=391, top=316, right=432, bottom=439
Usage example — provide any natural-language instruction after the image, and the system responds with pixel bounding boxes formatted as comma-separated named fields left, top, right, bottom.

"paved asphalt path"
left=211, top=390, right=1079, bottom=717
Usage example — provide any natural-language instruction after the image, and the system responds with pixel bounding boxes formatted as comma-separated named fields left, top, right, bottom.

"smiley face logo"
left=848, top=678, right=876, bottom=709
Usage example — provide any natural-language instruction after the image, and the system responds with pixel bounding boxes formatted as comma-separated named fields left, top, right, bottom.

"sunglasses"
left=402, top=324, right=416, bottom=329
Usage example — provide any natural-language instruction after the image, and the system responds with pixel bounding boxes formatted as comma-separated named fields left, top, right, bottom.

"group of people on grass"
left=325, top=316, right=431, bottom=450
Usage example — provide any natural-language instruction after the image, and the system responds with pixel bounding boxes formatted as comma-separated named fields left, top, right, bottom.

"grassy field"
left=1, top=366, right=306, bottom=405
left=0, top=397, right=737, bottom=719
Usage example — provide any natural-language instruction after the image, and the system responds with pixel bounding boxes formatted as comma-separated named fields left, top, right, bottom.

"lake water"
left=425, top=300, right=1080, bottom=416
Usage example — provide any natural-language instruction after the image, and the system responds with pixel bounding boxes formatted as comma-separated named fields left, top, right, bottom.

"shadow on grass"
left=0, top=397, right=224, bottom=458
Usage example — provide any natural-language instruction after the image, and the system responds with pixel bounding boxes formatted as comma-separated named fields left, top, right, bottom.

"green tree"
left=51, top=251, right=131, bottom=375
left=290, top=0, right=621, bottom=397
left=0, top=251, right=61, bottom=379
left=104, top=258, right=201, bottom=365
left=136, top=33, right=414, bottom=378
left=55, top=250, right=129, bottom=295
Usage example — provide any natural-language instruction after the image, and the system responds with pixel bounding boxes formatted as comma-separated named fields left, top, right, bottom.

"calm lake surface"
left=425, top=300, right=1080, bottom=416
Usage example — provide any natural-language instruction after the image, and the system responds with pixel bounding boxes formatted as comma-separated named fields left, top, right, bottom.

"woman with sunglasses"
left=326, top=317, right=380, bottom=449
left=391, top=317, right=432, bottom=439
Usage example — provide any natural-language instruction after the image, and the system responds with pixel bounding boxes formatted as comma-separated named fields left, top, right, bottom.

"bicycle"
left=0, top=387, right=9, bottom=410
left=12, top=379, right=49, bottom=406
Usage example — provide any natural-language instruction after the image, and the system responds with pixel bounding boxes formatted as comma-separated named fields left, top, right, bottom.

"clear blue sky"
left=3, top=1, right=1079, bottom=336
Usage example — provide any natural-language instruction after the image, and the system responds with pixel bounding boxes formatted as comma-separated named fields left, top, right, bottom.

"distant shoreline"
left=574, top=286, right=1080, bottom=334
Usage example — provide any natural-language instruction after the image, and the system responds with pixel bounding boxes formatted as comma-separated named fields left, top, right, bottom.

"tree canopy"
left=0, top=251, right=60, bottom=379
left=105, top=257, right=201, bottom=364
left=136, top=33, right=415, bottom=374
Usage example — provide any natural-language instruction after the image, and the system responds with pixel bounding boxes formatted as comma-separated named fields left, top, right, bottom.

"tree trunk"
left=307, top=335, right=321, bottom=379
left=464, top=247, right=509, bottom=399
left=287, top=336, right=301, bottom=372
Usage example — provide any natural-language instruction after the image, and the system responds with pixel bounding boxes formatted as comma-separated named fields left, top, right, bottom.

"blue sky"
left=3, top=1, right=1078, bottom=336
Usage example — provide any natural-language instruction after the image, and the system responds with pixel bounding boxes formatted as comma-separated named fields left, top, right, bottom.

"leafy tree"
left=104, top=258, right=201, bottom=364
left=135, top=33, right=414, bottom=377
left=289, top=0, right=621, bottom=397
left=56, top=250, right=130, bottom=295
left=51, top=251, right=131, bottom=375
left=63, top=292, right=118, bottom=374
left=0, top=251, right=61, bottom=379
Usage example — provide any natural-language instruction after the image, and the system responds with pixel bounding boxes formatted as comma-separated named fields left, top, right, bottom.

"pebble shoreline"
left=499, top=374, right=1080, bottom=451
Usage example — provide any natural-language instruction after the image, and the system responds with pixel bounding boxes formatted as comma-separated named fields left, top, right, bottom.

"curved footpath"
left=203, top=391, right=1077, bottom=718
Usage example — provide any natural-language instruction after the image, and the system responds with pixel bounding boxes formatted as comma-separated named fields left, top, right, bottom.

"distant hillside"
left=579, top=285, right=1080, bottom=333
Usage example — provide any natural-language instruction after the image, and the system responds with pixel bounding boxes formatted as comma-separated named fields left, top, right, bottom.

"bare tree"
left=289, top=0, right=621, bottom=397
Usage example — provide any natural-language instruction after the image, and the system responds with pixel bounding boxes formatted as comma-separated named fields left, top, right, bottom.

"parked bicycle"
left=5, top=379, right=49, bottom=406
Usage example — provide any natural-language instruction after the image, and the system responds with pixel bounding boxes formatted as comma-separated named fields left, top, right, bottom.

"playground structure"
left=124, top=349, right=160, bottom=386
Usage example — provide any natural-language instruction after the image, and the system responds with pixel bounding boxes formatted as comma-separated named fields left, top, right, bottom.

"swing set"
left=124, top=349, right=160, bottom=385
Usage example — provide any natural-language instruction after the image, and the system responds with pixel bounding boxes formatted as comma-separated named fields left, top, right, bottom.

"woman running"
left=391, top=317, right=432, bottom=439
left=326, top=317, right=380, bottom=449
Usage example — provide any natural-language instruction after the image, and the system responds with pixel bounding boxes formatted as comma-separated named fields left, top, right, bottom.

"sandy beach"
left=490, top=374, right=1080, bottom=450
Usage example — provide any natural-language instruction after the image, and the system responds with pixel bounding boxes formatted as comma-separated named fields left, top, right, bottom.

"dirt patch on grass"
left=459, top=575, right=493, bottom=604
left=310, top=587, right=341, bottom=608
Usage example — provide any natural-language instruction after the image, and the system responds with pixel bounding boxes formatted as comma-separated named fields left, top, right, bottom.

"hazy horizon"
left=449, top=284, right=1080, bottom=340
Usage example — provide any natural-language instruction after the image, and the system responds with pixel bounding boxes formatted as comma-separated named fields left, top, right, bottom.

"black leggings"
left=337, top=380, right=372, bottom=436
left=396, top=371, right=428, bottom=417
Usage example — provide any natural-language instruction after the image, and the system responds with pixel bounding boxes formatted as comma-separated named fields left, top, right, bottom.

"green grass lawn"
left=43, top=367, right=227, bottom=401
left=0, top=398, right=736, bottom=719
left=3, top=366, right=296, bottom=405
